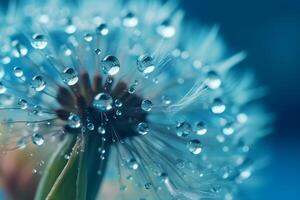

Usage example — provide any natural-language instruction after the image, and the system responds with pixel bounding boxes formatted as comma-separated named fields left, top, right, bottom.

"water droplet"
left=176, top=122, right=192, bottom=137
left=11, top=40, right=28, bottom=57
left=32, top=169, right=37, bottom=174
left=97, top=126, right=106, bottom=134
left=32, top=133, right=44, bottom=146
left=31, top=34, right=48, bottom=49
left=237, top=113, right=248, bottom=124
left=137, top=122, right=149, bottom=135
left=87, top=123, right=95, bottom=131
left=114, top=99, right=123, bottom=107
left=137, top=55, right=155, bottom=74
left=187, top=139, right=203, bottom=155
left=161, top=95, right=172, bottom=105
left=141, top=99, right=153, bottom=112
left=195, top=121, right=207, bottom=135
left=31, top=75, right=46, bottom=92
left=144, top=182, right=152, bottom=190
left=0, top=82, right=7, bottom=94
left=205, top=71, right=221, bottom=89
left=13, top=67, right=24, bottom=78
left=222, top=123, right=235, bottom=135
left=127, top=158, right=139, bottom=170
left=62, top=67, right=78, bottom=86
left=16, top=138, right=26, bottom=149
left=65, top=22, right=77, bottom=34
left=157, top=20, right=176, bottom=38
left=0, top=66, right=5, bottom=79
left=93, top=93, right=113, bottom=112
left=116, top=110, right=122, bottom=116
left=94, top=48, right=102, bottom=55
left=68, top=113, right=81, bottom=128
left=122, top=12, right=138, bottom=27
left=18, top=99, right=28, bottom=109
left=84, top=33, right=93, bottom=42
left=211, top=98, right=226, bottom=114
left=101, top=55, right=120, bottom=76
left=96, top=23, right=109, bottom=36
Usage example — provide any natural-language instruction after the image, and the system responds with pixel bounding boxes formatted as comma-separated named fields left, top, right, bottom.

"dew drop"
left=161, top=95, right=172, bottom=105
left=31, top=75, right=46, bottom=92
left=97, top=126, right=106, bottom=134
left=87, top=123, right=95, bottom=131
left=94, top=48, right=102, bottom=55
left=187, top=139, right=203, bottom=155
left=141, top=99, right=153, bottom=112
left=68, top=113, right=81, bottom=128
left=62, top=67, right=79, bottom=86
left=13, top=67, right=24, bottom=78
left=16, top=138, right=26, bottom=149
left=101, top=55, right=120, bottom=76
left=93, top=93, right=113, bottom=112
left=211, top=98, right=226, bottom=114
left=156, top=20, right=176, bottom=38
left=137, top=122, right=149, bottom=135
left=96, top=23, right=109, bottom=36
left=137, top=55, right=155, bottom=74
left=222, top=123, right=235, bottom=135
left=65, top=23, right=77, bottom=34
left=176, top=122, right=192, bottom=137
left=114, top=99, right=123, bottom=108
left=205, top=71, right=221, bottom=89
left=127, top=158, right=139, bottom=170
left=11, top=40, right=28, bottom=57
left=31, top=34, right=48, bottom=49
left=122, top=12, right=139, bottom=28
left=18, top=99, right=28, bottom=110
left=195, top=121, right=207, bottom=135
left=32, top=133, right=44, bottom=146
left=0, top=82, right=7, bottom=94
left=84, top=33, right=93, bottom=42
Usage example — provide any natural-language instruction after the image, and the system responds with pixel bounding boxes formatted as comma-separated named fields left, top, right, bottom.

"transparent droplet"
left=32, top=133, right=44, bottom=146
left=114, top=99, right=123, bottom=107
left=187, top=139, right=203, bottom=155
left=196, top=121, right=207, bottom=135
left=95, top=48, right=102, bottom=55
left=13, top=67, right=24, bottom=78
left=0, top=66, right=5, bottom=79
left=137, top=55, right=155, bottom=74
left=93, top=93, right=113, bottom=112
left=18, top=99, right=28, bottom=110
left=96, top=23, right=109, bottom=36
left=62, top=67, right=78, bottom=86
left=144, top=182, right=152, bottom=190
left=16, top=138, right=26, bottom=149
left=156, top=20, right=176, bottom=38
left=68, top=113, right=81, bottom=128
left=222, top=123, right=235, bottom=135
left=65, top=22, right=77, bottom=34
left=211, top=98, right=226, bottom=114
left=97, top=126, right=106, bottom=134
left=122, top=12, right=138, bottom=27
left=101, top=55, right=120, bottom=76
left=31, top=75, right=46, bottom=92
left=31, top=34, right=48, bottom=49
left=116, top=110, right=122, bottom=116
left=205, top=71, right=221, bottom=89
left=11, top=40, right=28, bottom=57
left=87, top=123, right=95, bottom=131
left=84, top=33, right=93, bottom=42
left=127, top=158, right=139, bottom=170
left=141, top=99, right=153, bottom=112
left=128, top=85, right=136, bottom=94
left=161, top=95, right=172, bottom=105
left=137, top=122, right=149, bottom=135
left=237, top=113, right=248, bottom=124
left=0, top=82, right=7, bottom=94
left=176, top=122, right=192, bottom=137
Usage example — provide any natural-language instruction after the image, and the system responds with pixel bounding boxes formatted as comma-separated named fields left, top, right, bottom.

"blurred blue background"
left=181, top=0, right=300, bottom=199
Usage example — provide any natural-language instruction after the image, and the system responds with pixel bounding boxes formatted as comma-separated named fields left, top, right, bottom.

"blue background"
left=182, top=0, right=300, bottom=199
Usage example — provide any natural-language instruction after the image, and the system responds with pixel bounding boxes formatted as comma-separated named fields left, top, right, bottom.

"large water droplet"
left=205, top=71, right=221, bottom=89
left=137, top=122, right=149, bottom=135
left=84, top=33, right=93, bottom=42
left=195, top=121, right=207, bottom=135
left=93, top=93, right=113, bottom=112
left=211, top=98, right=226, bottom=114
left=137, top=55, right=155, bottom=74
left=13, top=67, right=24, bottom=78
left=62, top=67, right=78, bottom=86
left=122, top=12, right=138, bottom=27
left=127, top=158, right=139, bottom=170
left=141, top=99, right=153, bottom=112
left=187, top=139, right=203, bottom=155
left=222, top=123, right=235, bottom=135
left=11, top=40, right=28, bottom=57
left=176, top=122, right=192, bottom=137
left=157, top=20, right=176, bottom=38
left=31, top=75, right=46, bottom=92
left=32, top=133, right=44, bottom=146
left=101, top=55, right=120, bottom=76
left=97, top=126, right=106, bottom=134
left=31, top=34, right=48, bottom=49
left=68, top=113, right=81, bottom=128
left=96, top=23, right=109, bottom=36
left=18, top=99, right=28, bottom=110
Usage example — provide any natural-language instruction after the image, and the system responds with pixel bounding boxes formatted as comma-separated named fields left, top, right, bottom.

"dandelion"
left=0, top=0, right=271, bottom=199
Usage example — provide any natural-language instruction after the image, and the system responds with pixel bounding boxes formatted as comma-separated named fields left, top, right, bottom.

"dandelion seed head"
left=0, top=0, right=271, bottom=199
